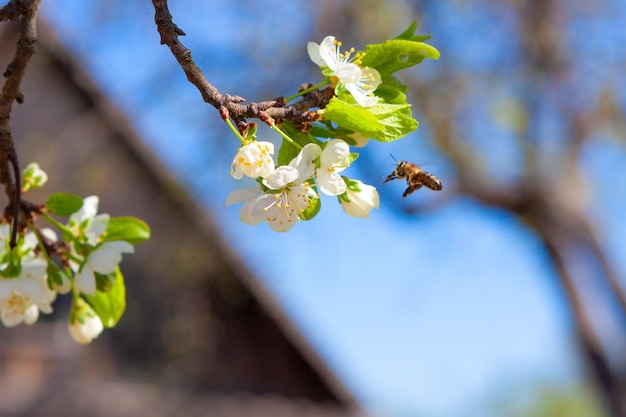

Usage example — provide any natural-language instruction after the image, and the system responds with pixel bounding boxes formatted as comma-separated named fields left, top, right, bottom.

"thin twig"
left=0, top=0, right=41, bottom=247
left=151, top=0, right=330, bottom=126
left=7, top=152, right=20, bottom=248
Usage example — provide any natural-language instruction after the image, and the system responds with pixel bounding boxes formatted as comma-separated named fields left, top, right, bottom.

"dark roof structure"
left=0, top=20, right=363, bottom=417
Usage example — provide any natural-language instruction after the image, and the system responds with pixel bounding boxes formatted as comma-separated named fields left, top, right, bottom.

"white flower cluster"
left=68, top=196, right=134, bottom=297
left=227, top=139, right=379, bottom=232
left=0, top=195, right=134, bottom=344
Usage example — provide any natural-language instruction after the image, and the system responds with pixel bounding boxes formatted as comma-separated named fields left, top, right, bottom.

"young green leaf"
left=375, top=79, right=409, bottom=103
left=360, top=39, right=440, bottom=76
left=324, top=98, right=381, bottom=133
left=324, top=97, right=418, bottom=142
left=45, top=193, right=84, bottom=216
left=104, top=216, right=151, bottom=245
left=85, top=267, right=125, bottom=328
left=392, top=21, right=432, bottom=42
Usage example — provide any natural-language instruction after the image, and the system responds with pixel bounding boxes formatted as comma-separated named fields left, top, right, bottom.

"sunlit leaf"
left=45, top=192, right=84, bottom=216
left=324, top=97, right=417, bottom=142
left=85, top=267, right=125, bottom=328
left=104, top=216, right=151, bottom=245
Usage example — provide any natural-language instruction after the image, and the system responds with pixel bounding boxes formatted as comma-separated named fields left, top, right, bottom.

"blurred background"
left=1, top=0, right=625, bottom=416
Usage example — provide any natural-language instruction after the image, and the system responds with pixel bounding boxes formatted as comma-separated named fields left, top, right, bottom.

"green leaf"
left=375, top=77, right=409, bottom=103
left=392, top=21, right=432, bottom=42
left=325, top=97, right=381, bottom=131
left=360, top=39, right=440, bottom=76
left=85, top=267, right=125, bottom=328
left=45, top=193, right=84, bottom=216
left=104, top=216, right=151, bottom=244
left=323, top=97, right=418, bottom=142
left=309, top=122, right=352, bottom=140
left=277, top=141, right=300, bottom=167
left=46, top=263, right=64, bottom=289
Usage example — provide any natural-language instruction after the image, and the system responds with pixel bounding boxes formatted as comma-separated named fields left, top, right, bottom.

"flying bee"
left=383, top=159, right=443, bottom=200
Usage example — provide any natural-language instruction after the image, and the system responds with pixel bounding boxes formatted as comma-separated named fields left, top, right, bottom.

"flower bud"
left=339, top=178, right=380, bottom=218
left=68, top=298, right=103, bottom=344
left=22, top=162, right=48, bottom=192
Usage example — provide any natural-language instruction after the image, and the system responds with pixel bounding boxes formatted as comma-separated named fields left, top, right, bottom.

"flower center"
left=3, top=293, right=28, bottom=318
left=336, top=63, right=361, bottom=84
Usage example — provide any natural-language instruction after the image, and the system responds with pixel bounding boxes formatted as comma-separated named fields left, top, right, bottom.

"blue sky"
left=40, top=1, right=626, bottom=416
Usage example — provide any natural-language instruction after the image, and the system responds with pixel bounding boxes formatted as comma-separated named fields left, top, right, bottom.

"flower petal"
left=23, top=304, right=40, bottom=325
left=240, top=194, right=275, bottom=226
left=317, top=170, right=347, bottom=196
left=102, top=241, right=134, bottom=254
left=88, top=247, right=123, bottom=274
left=40, top=227, right=58, bottom=243
left=1, top=304, right=24, bottom=327
left=335, top=62, right=361, bottom=84
left=266, top=195, right=300, bottom=232
left=346, top=84, right=378, bottom=107
left=318, top=36, right=339, bottom=71
left=321, top=139, right=350, bottom=168
left=85, top=214, right=109, bottom=245
left=263, top=166, right=299, bottom=190
left=345, top=66, right=381, bottom=107
left=23, top=231, right=39, bottom=251
left=76, top=267, right=97, bottom=295
left=19, top=259, right=47, bottom=281
left=226, top=187, right=261, bottom=206
left=340, top=183, right=380, bottom=218
left=289, top=143, right=322, bottom=181
left=307, top=41, right=326, bottom=67
left=71, top=195, right=99, bottom=225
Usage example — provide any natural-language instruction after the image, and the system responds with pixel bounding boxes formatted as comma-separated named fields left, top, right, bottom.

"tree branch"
left=543, top=234, right=626, bottom=417
left=0, top=0, right=41, bottom=247
left=151, top=0, right=330, bottom=128
left=580, top=216, right=626, bottom=324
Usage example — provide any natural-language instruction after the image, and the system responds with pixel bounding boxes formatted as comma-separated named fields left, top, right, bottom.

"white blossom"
left=339, top=179, right=380, bottom=218
left=22, top=162, right=48, bottom=191
left=0, top=225, right=56, bottom=327
left=0, top=258, right=55, bottom=327
left=231, top=141, right=275, bottom=179
left=68, top=299, right=103, bottom=344
left=68, top=196, right=109, bottom=246
left=308, top=36, right=381, bottom=107
left=317, top=139, right=351, bottom=196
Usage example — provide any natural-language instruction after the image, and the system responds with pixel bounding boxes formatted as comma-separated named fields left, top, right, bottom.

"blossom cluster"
left=0, top=163, right=149, bottom=343
left=227, top=138, right=379, bottom=232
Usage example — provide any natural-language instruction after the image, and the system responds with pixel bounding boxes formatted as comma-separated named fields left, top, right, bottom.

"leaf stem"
left=270, top=124, right=302, bottom=150
left=224, top=118, right=246, bottom=144
left=41, top=212, right=73, bottom=236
